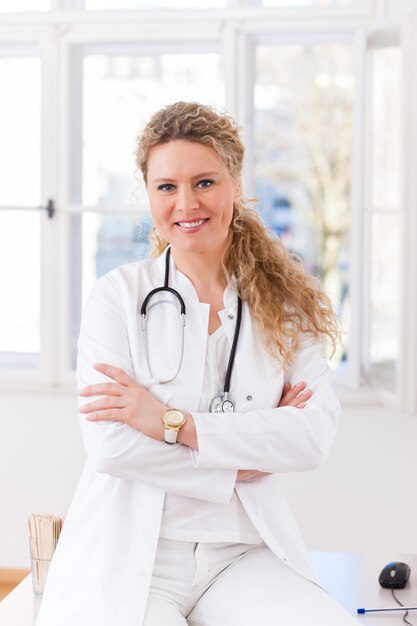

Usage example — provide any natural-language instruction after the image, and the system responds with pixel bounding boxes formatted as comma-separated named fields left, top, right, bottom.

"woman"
left=36, top=102, right=358, bottom=626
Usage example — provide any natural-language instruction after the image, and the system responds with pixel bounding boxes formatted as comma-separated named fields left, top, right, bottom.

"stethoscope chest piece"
left=209, top=394, right=235, bottom=413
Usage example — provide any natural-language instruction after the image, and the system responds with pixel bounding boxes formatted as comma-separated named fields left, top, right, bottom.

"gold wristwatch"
left=161, top=408, right=187, bottom=444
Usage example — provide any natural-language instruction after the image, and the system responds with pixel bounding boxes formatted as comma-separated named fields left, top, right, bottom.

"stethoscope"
left=140, top=247, right=242, bottom=413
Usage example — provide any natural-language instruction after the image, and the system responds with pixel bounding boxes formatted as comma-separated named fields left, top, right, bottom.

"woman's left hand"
left=278, top=381, right=312, bottom=409
left=79, top=363, right=166, bottom=441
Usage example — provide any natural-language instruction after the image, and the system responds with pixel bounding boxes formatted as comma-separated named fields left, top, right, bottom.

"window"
left=262, top=0, right=360, bottom=5
left=68, top=45, right=224, bottom=367
left=0, top=51, right=41, bottom=206
left=0, top=1, right=50, bottom=11
left=85, top=0, right=226, bottom=8
left=254, top=42, right=354, bottom=366
left=0, top=48, right=42, bottom=368
left=365, top=45, right=402, bottom=393
left=1, top=0, right=416, bottom=414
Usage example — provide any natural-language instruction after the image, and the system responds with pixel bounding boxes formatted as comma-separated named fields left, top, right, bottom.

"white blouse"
left=159, top=323, right=264, bottom=544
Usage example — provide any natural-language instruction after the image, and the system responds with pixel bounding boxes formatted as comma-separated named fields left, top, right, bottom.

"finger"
left=282, top=383, right=291, bottom=395
left=80, top=396, right=125, bottom=414
left=279, top=381, right=306, bottom=405
left=286, top=389, right=313, bottom=408
left=92, top=363, right=134, bottom=386
left=299, top=389, right=312, bottom=401
left=85, top=409, right=125, bottom=422
left=277, top=383, right=291, bottom=406
left=79, top=383, right=124, bottom=397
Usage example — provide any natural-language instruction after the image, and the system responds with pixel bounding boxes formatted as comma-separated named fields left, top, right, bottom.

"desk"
left=0, top=553, right=416, bottom=625
left=310, top=552, right=417, bottom=624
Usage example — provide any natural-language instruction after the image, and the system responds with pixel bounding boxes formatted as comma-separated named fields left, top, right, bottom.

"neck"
left=170, top=247, right=227, bottom=292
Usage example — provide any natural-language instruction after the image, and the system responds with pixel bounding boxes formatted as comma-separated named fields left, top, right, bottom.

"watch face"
left=165, top=410, right=185, bottom=427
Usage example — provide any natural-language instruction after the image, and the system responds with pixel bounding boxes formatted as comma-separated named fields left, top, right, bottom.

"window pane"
left=70, top=212, right=151, bottom=367
left=0, top=210, right=41, bottom=366
left=367, top=213, right=400, bottom=392
left=0, top=53, right=41, bottom=206
left=262, top=0, right=360, bottom=6
left=0, top=0, right=49, bottom=11
left=85, top=0, right=226, bottom=8
left=70, top=48, right=224, bottom=368
left=80, top=51, right=224, bottom=208
left=371, top=47, right=402, bottom=210
left=255, top=44, right=354, bottom=369
left=81, top=212, right=150, bottom=305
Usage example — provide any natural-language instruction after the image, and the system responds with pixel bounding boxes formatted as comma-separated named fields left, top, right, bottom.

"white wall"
left=1, top=393, right=416, bottom=569
left=0, top=391, right=85, bottom=569
left=281, top=406, right=417, bottom=554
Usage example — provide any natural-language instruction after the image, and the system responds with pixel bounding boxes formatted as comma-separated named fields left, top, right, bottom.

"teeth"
left=177, top=219, right=206, bottom=228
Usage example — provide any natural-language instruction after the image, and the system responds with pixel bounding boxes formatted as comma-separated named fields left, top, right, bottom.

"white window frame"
left=356, top=14, right=417, bottom=414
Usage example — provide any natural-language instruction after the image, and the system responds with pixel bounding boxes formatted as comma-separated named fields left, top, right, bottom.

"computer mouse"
left=379, top=562, right=411, bottom=589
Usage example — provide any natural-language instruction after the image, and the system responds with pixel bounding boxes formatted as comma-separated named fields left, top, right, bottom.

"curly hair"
left=135, top=101, right=340, bottom=368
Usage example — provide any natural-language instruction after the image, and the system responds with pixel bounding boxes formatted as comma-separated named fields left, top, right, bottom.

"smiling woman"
left=35, top=102, right=354, bottom=626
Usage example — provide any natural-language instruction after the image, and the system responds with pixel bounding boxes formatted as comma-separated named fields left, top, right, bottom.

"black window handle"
left=39, top=198, right=56, bottom=219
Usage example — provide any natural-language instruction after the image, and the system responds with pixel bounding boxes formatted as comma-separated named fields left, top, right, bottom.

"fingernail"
left=93, top=363, right=102, bottom=368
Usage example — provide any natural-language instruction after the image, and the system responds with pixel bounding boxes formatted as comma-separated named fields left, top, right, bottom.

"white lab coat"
left=36, top=253, right=341, bottom=626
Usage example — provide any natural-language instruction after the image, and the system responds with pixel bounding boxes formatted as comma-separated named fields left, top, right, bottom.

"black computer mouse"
left=379, top=562, right=411, bottom=589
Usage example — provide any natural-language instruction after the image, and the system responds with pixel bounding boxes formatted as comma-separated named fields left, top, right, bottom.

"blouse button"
left=246, top=395, right=252, bottom=401
left=228, top=314, right=234, bottom=320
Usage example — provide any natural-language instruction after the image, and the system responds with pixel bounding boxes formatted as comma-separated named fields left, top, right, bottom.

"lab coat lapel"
left=219, top=284, right=284, bottom=412
left=145, top=253, right=209, bottom=410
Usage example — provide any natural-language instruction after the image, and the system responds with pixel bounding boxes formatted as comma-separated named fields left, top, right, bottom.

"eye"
left=196, top=179, right=214, bottom=189
left=157, top=183, right=176, bottom=192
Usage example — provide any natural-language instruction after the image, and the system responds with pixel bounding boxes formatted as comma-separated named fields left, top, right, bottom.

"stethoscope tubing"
left=223, top=295, right=242, bottom=396
left=140, top=249, right=186, bottom=316
left=140, top=247, right=242, bottom=410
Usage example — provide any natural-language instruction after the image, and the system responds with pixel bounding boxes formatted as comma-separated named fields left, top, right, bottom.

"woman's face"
left=146, top=140, right=240, bottom=257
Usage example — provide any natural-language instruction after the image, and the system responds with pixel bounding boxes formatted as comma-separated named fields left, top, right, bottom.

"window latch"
left=40, top=198, right=56, bottom=219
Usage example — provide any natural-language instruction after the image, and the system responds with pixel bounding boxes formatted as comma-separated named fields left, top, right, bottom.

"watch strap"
left=164, top=427, right=179, bottom=445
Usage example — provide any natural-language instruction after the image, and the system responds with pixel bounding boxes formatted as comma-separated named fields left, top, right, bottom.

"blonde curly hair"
left=135, top=101, right=340, bottom=368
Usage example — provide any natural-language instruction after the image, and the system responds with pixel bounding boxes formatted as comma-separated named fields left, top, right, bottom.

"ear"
left=233, top=176, right=242, bottom=202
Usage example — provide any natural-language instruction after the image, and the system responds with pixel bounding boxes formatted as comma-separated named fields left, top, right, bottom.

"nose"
left=175, top=185, right=199, bottom=212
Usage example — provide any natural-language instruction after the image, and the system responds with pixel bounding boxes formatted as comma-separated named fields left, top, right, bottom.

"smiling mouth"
left=175, top=219, right=209, bottom=229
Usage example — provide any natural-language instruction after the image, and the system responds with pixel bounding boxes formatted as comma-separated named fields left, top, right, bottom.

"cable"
left=392, top=588, right=416, bottom=626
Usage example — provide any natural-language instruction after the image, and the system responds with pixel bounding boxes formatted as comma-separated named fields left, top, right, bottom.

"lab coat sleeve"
left=190, top=335, right=340, bottom=473
left=77, top=274, right=236, bottom=504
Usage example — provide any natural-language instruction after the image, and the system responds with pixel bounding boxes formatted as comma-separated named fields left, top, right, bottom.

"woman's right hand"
left=236, top=382, right=313, bottom=482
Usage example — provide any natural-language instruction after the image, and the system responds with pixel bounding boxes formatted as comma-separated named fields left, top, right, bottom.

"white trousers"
left=143, top=537, right=359, bottom=626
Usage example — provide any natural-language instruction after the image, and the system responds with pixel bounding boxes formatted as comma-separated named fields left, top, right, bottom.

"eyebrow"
left=150, top=171, right=221, bottom=183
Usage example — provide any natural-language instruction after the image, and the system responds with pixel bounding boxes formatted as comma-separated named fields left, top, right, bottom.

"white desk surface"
left=310, top=552, right=417, bottom=624
left=0, top=552, right=416, bottom=625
